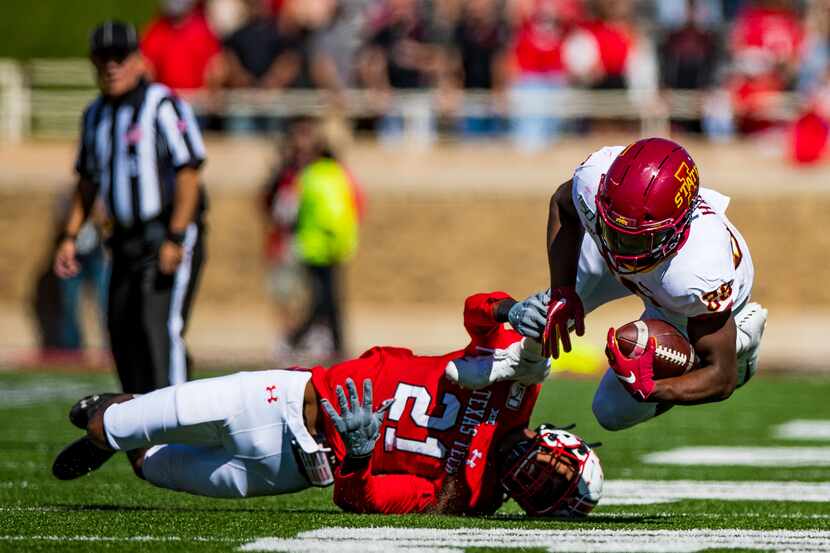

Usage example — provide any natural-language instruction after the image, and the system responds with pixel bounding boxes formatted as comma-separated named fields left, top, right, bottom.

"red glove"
left=606, top=327, right=656, bottom=401
left=541, top=287, right=585, bottom=358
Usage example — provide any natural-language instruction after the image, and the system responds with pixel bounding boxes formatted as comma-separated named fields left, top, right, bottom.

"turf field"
left=1, top=370, right=829, bottom=552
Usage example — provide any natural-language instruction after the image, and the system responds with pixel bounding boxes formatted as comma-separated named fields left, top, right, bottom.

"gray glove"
left=508, top=289, right=550, bottom=339
left=320, top=377, right=393, bottom=459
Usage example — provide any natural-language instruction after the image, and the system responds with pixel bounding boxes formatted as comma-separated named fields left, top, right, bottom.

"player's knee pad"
left=592, top=369, right=659, bottom=431
left=142, top=444, right=250, bottom=499
left=592, top=394, right=629, bottom=431
left=140, top=445, right=171, bottom=487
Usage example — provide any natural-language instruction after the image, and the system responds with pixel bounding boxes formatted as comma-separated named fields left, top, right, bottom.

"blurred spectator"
left=221, top=0, right=341, bottom=132
left=444, top=0, right=509, bottom=137
left=315, top=0, right=374, bottom=89
left=358, top=0, right=440, bottom=144
left=570, top=0, right=635, bottom=90
left=507, top=0, right=571, bottom=152
left=141, top=0, right=223, bottom=90
left=728, top=0, right=805, bottom=133
left=659, top=0, right=720, bottom=90
left=659, top=0, right=723, bottom=133
left=223, top=0, right=286, bottom=88
left=361, top=0, right=437, bottom=89
left=654, top=0, right=724, bottom=29
left=32, top=194, right=109, bottom=363
left=791, top=1, right=830, bottom=164
left=791, top=107, right=829, bottom=163
left=263, top=117, right=364, bottom=362
left=798, top=0, right=830, bottom=95
left=224, top=0, right=338, bottom=90
left=261, top=118, right=318, bottom=356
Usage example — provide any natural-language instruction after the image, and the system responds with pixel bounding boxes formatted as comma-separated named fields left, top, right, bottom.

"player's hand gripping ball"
left=607, top=319, right=698, bottom=401
left=606, top=328, right=656, bottom=401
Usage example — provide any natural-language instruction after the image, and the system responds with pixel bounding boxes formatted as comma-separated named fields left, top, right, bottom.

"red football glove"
left=541, top=286, right=585, bottom=358
left=606, top=327, right=656, bottom=401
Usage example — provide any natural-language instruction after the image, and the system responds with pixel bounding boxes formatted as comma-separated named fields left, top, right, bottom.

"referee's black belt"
left=107, top=218, right=169, bottom=258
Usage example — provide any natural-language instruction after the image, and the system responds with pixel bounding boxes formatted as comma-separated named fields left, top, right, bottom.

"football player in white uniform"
left=507, top=137, right=768, bottom=430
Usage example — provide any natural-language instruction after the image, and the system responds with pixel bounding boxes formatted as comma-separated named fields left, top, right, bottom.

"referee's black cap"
left=89, top=20, right=138, bottom=59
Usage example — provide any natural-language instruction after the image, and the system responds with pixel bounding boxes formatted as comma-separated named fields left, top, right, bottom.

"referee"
left=54, top=21, right=207, bottom=393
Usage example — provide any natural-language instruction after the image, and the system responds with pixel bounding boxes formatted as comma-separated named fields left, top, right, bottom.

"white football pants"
left=103, top=369, right=320, bottom=498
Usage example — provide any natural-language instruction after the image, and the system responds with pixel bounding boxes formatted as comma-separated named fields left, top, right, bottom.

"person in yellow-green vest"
left=287, top=141, right=364, bottom=361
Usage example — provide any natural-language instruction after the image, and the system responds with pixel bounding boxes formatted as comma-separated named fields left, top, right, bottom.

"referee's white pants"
left=102, top=369, right=317, bottom=498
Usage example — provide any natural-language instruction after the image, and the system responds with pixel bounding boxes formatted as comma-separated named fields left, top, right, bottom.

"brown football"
left=614, top=319, right=698, bottom=379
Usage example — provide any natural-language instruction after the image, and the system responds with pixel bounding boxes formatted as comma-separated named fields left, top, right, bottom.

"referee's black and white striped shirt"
left=75, top=79, right=206, bottom=231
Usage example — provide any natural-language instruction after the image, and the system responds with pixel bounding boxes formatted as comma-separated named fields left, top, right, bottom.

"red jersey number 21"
left=384, top=383, right=460, bottom=459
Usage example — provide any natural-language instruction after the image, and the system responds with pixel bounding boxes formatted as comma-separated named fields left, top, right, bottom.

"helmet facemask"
left=596, top=174, right=698, bottom=274
left=499, top=425, right=603, bottom=517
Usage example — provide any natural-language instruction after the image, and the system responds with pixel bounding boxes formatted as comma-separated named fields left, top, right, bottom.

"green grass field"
left=1, top=370, right=829, bottom=552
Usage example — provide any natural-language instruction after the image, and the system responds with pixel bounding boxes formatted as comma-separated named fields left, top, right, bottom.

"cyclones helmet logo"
left=673, top=161, right=699, bottom=209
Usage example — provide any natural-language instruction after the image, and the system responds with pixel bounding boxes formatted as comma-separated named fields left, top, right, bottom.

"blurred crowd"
left=136, top=0, right=830, bottom=158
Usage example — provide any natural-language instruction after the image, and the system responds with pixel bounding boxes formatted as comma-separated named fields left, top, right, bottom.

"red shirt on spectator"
left=141, top=10, right=220, bottom=90
left=731, top=6, right=804, bottom=67
left=580, top=19, right=632, bottom=78
left=513, top=23, right=565, bottom=75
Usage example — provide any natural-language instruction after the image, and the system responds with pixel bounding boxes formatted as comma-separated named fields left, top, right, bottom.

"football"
left=614, top=319, right=698, bottom=379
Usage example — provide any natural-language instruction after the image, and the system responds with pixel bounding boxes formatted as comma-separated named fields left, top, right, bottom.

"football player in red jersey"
left=509, top=137, right=767, bottom=431
left=52, top=292, right=603, bottom=517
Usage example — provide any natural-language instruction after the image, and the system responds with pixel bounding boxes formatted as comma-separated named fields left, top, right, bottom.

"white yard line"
left=642, top=447, right=830, bottom=466
left=603, top=479, right=830, bottom=504
left=0, top=379, right=95, bottom=408
left=0, top=535, right=236, bottom=543
left=773, top=420, right=830, bottom=441
left=240, top=528, right=830, bottom=553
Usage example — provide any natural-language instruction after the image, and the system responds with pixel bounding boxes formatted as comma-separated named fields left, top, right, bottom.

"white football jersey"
left=571, top=146, right=754, bottom=330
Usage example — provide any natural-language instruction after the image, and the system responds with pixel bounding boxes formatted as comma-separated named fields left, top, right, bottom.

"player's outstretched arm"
left=319, top=378, right=393, bottom=466
left=543, top=180, right=587, bottom=358
left=649, top=311, right=738, bottom=405
left=445, top=337, right=550, bottom=389
left=505, top=290, right=548, bottom=339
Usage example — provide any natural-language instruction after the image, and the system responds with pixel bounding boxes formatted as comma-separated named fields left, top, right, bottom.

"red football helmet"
left=595, top=137, right=700, bottom=273
left=500, top=425, right=604, bottom=517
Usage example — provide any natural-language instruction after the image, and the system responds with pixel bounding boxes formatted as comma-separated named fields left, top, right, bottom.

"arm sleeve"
left=157, top=97, right=206, bottom=171
left=333, top=464, right=437, bottom=514
left=462, top=291, right=512, bottom=338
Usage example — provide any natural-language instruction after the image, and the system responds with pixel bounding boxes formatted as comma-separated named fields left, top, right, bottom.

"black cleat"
left=52, top=437, right=115, bottom=480
left=69, top=393, right=120, bottom=430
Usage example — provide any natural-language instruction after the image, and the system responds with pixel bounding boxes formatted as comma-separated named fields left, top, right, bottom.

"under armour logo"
left=466, top=449, right=483, bottom=468
left=265, top=385, right=278, bottom=404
